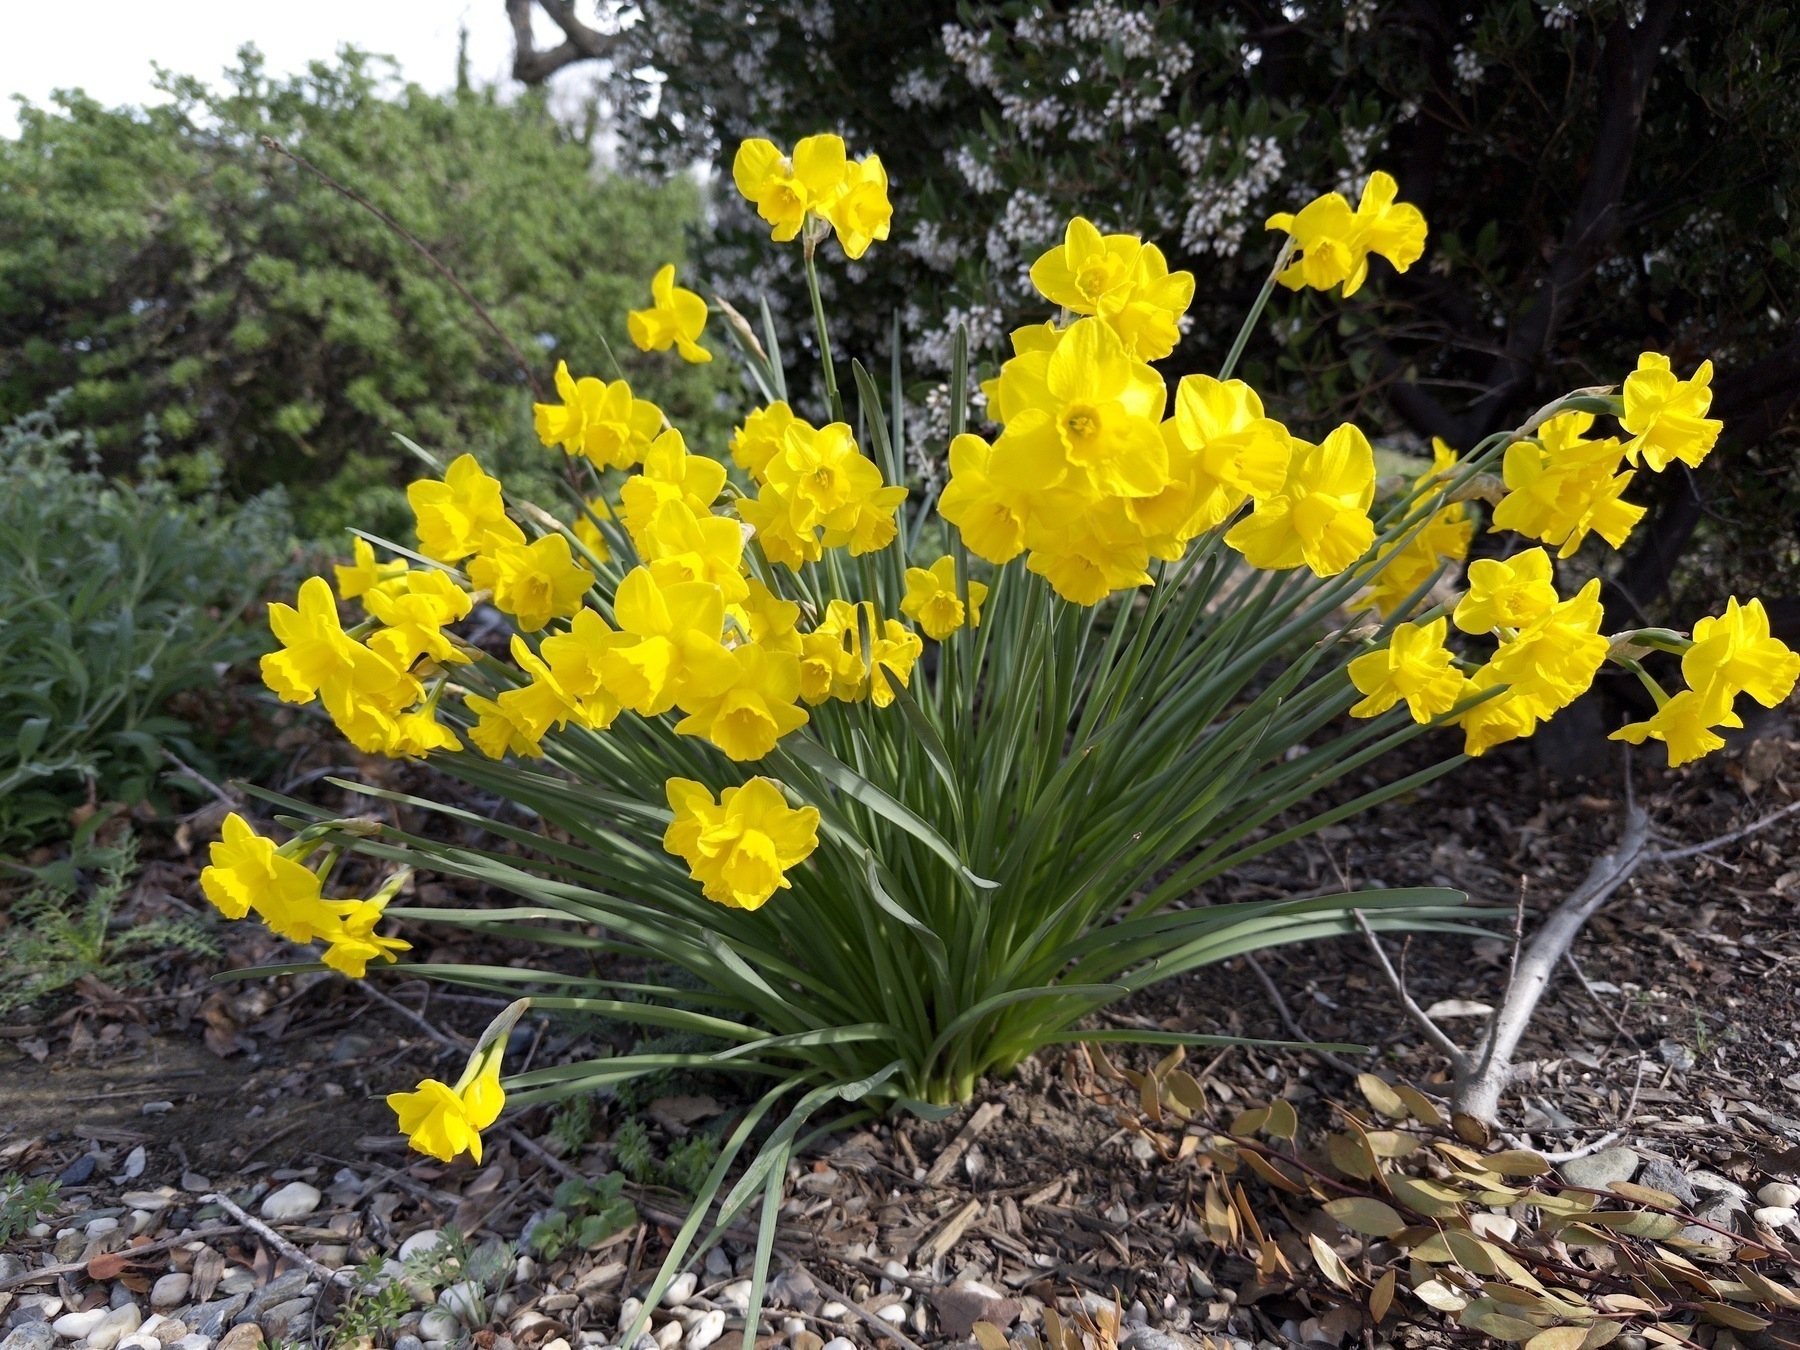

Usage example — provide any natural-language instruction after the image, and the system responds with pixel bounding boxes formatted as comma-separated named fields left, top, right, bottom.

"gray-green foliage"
left=0, top=48, right=730, bottom=542
left=0, top=828, right=219, bottom=1012
left=0, top=1175, right=59, bottom=1244
left=0, top=405, right=289, bottom=848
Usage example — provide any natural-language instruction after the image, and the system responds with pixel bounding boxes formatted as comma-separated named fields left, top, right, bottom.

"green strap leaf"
left=781, top=737, right=996, bottom=890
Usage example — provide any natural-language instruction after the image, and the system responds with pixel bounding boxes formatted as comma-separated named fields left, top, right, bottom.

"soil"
left=4, top=719, right=1800, bottom=1350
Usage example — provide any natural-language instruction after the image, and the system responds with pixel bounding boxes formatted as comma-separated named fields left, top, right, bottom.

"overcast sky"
left=0, top=1, right=588, bottom=138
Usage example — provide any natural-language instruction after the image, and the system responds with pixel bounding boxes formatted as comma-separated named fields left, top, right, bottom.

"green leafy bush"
left=0, top=406, right=288, bottom=847
left=0, top=49, right=728, bottom=541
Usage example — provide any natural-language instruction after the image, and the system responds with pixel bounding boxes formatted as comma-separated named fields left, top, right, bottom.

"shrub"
left=0, top=49, right=728, bottom=541
left=0, top=406, right=289, bottom=848
left=541, top=0, right=1800, bottom=612
left=207, top=138, right=1798, bottom=1344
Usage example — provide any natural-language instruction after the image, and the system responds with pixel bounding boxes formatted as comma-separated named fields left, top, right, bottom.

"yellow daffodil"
left=1486, top=577, right=1608, bottom=721
left=261, top=576, right=422, bottom=752
left=202, top=815, right=412, bottom=970
left=744, top=421, right=906, bottom=565
left=1455, top=666, right=1540, bottom=757
left=467, top=533, right=594, bottom=633
left=797, top=600, right=868, bottom=704
left=200, top=812, right=320, bottom=922
left=408, top=454, right=525, bottom=564
left=318, top=896, right=412, bottom=978
left=538, top=608, right=628, bottom=729
left=662, top=777, right=820, bottom=909
left=1143, top=374, right=1291, bottom=551
left=1609, top=688, right=1737, bottom=767
left=1682, top=596, right=1800, bottom=723
left=532, top=361, right=665, bottom=471
left=334, top=537, right=408, bottom=600
left=674, top=642, right=810, bottom=761
left=938, top=433, right=1027, bottom=565
left=620, top=429, right=727, bottom=542
left=866, top=614, right=924, bottom=707
left=1347, top=618, right=1469, bottom=722
left=1225, top=424, right=1377, bottom=576
left=1026, top=501, right=1155, bottom=605
left=1621, top=352, right=1722, bottom=472
left=260, top=576, right=364, bottom=703
left=383, top=706, right=463, bottom=758
left=739, top=578, right=803, bottom=655
left=1363, top=437, right=1472, bottom=618
left=465, top=691, right=545, bottom=759
left=1029, top=219, right=1195, bottom=360
left=1490, top=412, right=1644, bottom=557
left=1267, top=171, right=1427, bottom=296
left=738, top=483, right=820, bottom=570
left=641, top=501, right=750, bottom=604
left=388, top=1038, right=508, bottom=1164
left=901, top=556, right=989, bottom=641
left=1453, top=547, right=1559, bottom=634
left=627, top=264, right=712, bottom=364
left=364, top=568, right=473, bottom=668
left=822, top=152, right=893, bottom=260
left=731, top=402, right=809, bottom=483
left=1030, top=216, right=1144, bottom=317
left=600, top=567, right=735, bottom=717
left=489, top=635, right=587, bottom=744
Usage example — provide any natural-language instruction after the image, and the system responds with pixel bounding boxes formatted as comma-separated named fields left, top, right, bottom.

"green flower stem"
left=1218, top=235, right=1298, bottom=382
left=803, top=248, right=844, bottom=424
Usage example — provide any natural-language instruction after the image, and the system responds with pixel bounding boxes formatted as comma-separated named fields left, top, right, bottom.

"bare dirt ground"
left=4, top=723, right=1799, bottom=1350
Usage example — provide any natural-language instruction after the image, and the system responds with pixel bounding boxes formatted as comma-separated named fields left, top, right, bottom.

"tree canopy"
left=0, top=48, right=726, bottom=540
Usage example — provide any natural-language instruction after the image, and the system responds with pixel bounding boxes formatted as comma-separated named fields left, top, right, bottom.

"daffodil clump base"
left=209, top=140, right=1796, bottom=1346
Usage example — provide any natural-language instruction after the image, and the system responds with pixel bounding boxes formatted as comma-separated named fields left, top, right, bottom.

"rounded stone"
left=1759, top=1182, right=1800, bottom=1209
left=52, top=1311, right=108, bottom=1342
left=214, top=1325, right=263, bottom=1350
left=1557, top=1147, right=1639, bottom=1191
left=660, top=1273, right=697, bottom=1308
left=821, top=1339, right=857, bottom=1350
left=257, top=1183, right=321, bottom=1223
left=416, top=1311, right=460, bottom=1343
left=151, top=1276, right=192, bottom=1313
left=435, top=1283, right=481, bottom=1324
left=393, top=1337, right=424, bottom=1350
left=683, top=1311, right=725, bottom=1350
left=85, top=1305, right=143, bottom=1350
left=397, top=1231, right=442, bottom=1261
left=2, top=1325, right=59, bottom=1350
left=1753, top=1205, right=1798, bottom=1229
left=652, top=1324, right=682, bottom=1350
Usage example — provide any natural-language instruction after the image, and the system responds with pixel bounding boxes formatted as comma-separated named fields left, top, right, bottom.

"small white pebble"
left=615, top=1299, right=645, bottom=1337
left=876, top=1303, right=907, bottom=1325
left=1753, top=1205, right=1798, bottom=1230
left=660, top=1273, right=697, bottom=1308
left=684, top=1310, right=725, bottom=1350
left=653, top=1322, right=683, bottom=1350
left=820, top=1301, right=848, bottom=1319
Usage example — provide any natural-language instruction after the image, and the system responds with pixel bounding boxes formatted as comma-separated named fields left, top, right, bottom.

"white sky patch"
left=0, top=0, right=596, bottom=138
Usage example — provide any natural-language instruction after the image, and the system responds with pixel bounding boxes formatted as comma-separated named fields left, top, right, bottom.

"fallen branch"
left=1358, top=783, right=1800, bottom=1124
left=203, top=1192, right=355, bottom=1288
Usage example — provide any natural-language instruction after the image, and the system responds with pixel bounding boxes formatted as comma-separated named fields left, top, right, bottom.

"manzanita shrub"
left=201, top=134, right=1798, bottom=1340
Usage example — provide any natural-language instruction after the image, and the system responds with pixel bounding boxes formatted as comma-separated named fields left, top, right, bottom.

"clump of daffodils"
left=239, top=129, right=1796, bottom=1180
